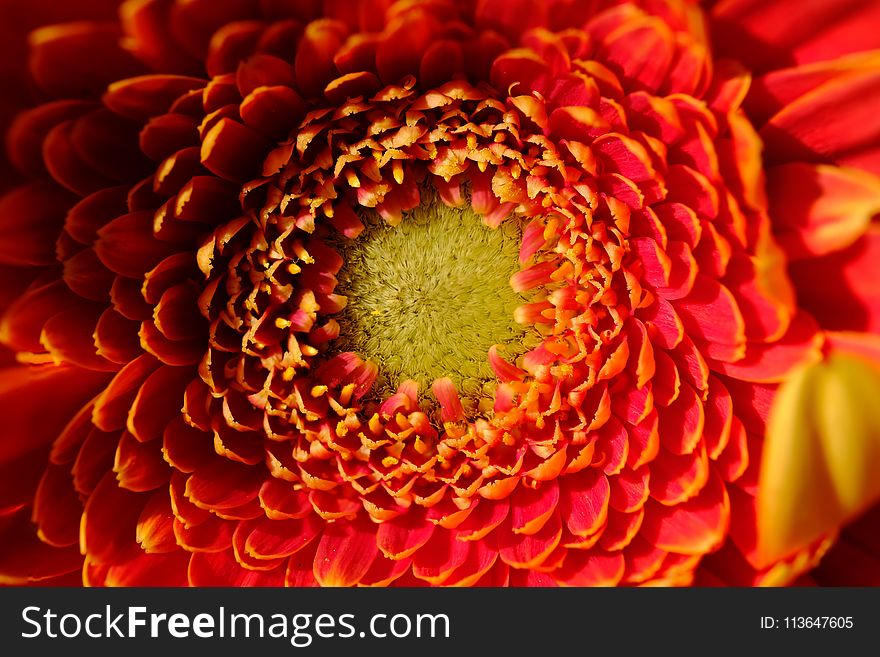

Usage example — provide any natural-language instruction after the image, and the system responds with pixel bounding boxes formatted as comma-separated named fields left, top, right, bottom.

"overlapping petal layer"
left=0, top=0, right=878, bottom=586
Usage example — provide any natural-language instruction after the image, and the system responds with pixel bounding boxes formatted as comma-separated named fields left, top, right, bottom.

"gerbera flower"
left=1, top=0, right=879, bottom=587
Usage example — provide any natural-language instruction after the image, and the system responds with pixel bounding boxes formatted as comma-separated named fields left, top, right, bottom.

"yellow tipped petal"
left=759, top=352, right=880, bottom=564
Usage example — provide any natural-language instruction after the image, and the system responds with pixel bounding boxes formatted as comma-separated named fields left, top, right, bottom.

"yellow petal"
left=758, top=352, right=880, bottom=564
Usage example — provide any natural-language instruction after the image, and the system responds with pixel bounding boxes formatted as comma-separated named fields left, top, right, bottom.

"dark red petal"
left=82, top=472, right=147, bottom=564
left=6, top=100, right=95, bottom=177
left=200, top=117, right=272, bottom=181
left=0, top=182, right=74, bottom=266
left=32, top=462, right=83, bottom=547
left=42, top=305, right=119, bottom=372
left=127, top=365, right=194, bottom=442
left=0, top=507, right=82, bottom=583
left=29, top=22, right=147, bottom=98
left=375, top=11, right=436, bottom=85
left=0, top=363, right=108, bottom=464
left=294, top=19, right=348, bottom=99
left=96, top=212, right=184, bottom=278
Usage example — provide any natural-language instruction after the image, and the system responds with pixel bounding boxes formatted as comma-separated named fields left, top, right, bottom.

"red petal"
left=200, top=117, right=272, bottom=182
left=104, top=550, right=190, bottom=586
left=412, top=529, right=470, bottom=585
left=559, top=470, right=610, bottom=537
left=658, top=382, right=704, bottom=455
left=173, top=515, right=235, bottom=553
left=441, top=540, right=498, bottom=587
left=432, top=377, right=465, bottom=423
left=162, top=417, right=214, bottom=473
left=127, top=365, right=194, bottom=442
left=637, top=298, right=684, bottom=350
left=649, top=445, right=710, bottom=506
left=93, top=354, right=161, bottom=432
left=0, top=182, right=73, bottom=266
left=188, top=548, right=285, bottom=586
left=609, top=466, right=650, bottom=513
left=258, top=479, right=313, bottom=520
left=136, top=488, right=178, bottom=554
left=555, top=549, right=625, bottom=586
left=641, top=468, right=730, bottom=554
left=0, top=363, right=108, bottom=464
left=712, top=0, right=880, bottom=74
left=597, top=15, right=675, bottom=92
left=82, top=472, right=147, bottom=564
left=243, top=515, right=322, bottom=559
left=96, top=211, right=184, bottom=277
left=241, top=85, right=308, bottom=140
left=29, top=22, right=146, bottom=97
left=186, top=458, right=263, bottom=510
left=711, top=311, right=824, bottom=383
left=33, top=462, right=83, bottom=547
left=510, top=480, right=559, bottom=535
left=789, top=228, right=880, bottom=333
left=285, top=539, right=320, bottom=587
left=71, top=425, right=117, bottom=496
left=0, top=507, right=82, bottom=583
left=295, top=19, right=348, bottom=98
left=375, top=11, right=436, bottom=85
left=377, top=507, right=434, bottom=559
left=769, top=162, right=880, bottom=260
left=671, top=275, right=746, bottom=362
left=313, top=517, right=378, bottom=586
left=42, top=305, right=119, bottom=372
left=114, top=430, right=170, bottom=491
left=456, top=500, right=509, bottom=541
left=703, top=377, right=733, bottom=459
left=359, top=554, right=413, bottom=587
left=6, top=100, right=95, bottom=178
left=497, top=510, right=562, bottom=568
left=761, top=67, right=880, bottom=175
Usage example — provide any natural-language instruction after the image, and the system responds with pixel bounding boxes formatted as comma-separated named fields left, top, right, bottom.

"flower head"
left=1, top=0, right=880, bottom=586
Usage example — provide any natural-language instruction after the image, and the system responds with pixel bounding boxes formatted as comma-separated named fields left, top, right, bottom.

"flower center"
left=334, top=194, right=532, bottom=413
